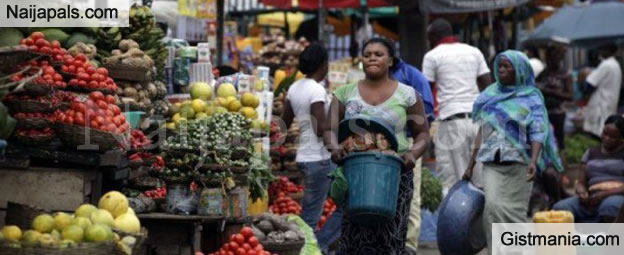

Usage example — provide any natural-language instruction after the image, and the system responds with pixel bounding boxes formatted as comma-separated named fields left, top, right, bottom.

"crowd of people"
left=280, top=17, right=624, bottom=255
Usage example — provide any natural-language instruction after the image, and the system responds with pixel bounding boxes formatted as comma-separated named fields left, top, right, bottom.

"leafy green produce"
left=564, top=134, right=600, bottom=164
left=248, top=154, right=275, bottom=202
left=421, top=167, right=442, bottom=212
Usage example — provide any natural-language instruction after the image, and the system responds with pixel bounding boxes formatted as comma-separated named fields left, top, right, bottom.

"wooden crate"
left=0, top=167, right=100, bottom=214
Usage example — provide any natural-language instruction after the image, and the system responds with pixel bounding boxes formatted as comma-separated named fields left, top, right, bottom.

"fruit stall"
left=0, top=2, right=328, bottom=254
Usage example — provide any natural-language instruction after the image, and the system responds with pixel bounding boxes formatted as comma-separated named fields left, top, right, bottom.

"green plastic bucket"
left=344, top=151, right=402, bottom=225
left=123, top=111, right=145, bottom=129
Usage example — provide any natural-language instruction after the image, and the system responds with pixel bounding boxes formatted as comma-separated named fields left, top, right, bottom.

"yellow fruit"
left=126, top=208, right=135, bottom=216
left=1, top=226, right=22, bottom=241
left=180, top=105, right=195, bottom=119
left=241, top=92, right=260, bottom=108
left=0, top=231, right=3, bottom=240
left=190, top=82, right=213, bottom=100
left=215, top=107, right=228, bottom=114
left=71, top=217, right=92, bottom=230
left=90, top=209, right=114, bottom=227
left=62, top=225, right=84, bottom=243
left=113, top=213, right=141, bottom=234
left=54, top=212, right=73, bottom=231
left=85, top=224, right=113, bottom=243
left=254, top=79, right=264, bottom=91
left=50, top=229, right=61, bottom=241
left=166, top=122, right=176, bottom=130
left=98, top=191, right=129, bottom=217
left=227, top=100, right=242, bottom=112
left=296, top=71, right=305, bottom=80
left=240, top=107, right=258, bottom=120
left=215, top=97, right=228, bottom=107
left=191, top=99, right=207, bottom=113
left=38, top=233, right=56, bottom=248
left=251, top=120, right=262, bottom=130
left=22, top=230, right=42, bottom=246
left=172, top=113, right=182, bottom=123
left=260, top=121, right=268, bottom=130
left=75, top=204, right=98, bottom=218
left=113, top=233, right=120, bottom=242
left=205, top=106, right=216, bottom=116
left=195, top=112, right=209, bottom=119
left=217, top=83, right=237, bottom=98
left=174, top=102, right=182, bottom=108
left=32, top=214, right=55, bottom=233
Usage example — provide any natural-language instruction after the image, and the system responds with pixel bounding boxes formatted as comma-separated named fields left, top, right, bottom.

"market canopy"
left=259, top=0, right=393, bottom=9
left=419, top=0, right=530, bottom=13
left=523, top=1, right=624, bottom=48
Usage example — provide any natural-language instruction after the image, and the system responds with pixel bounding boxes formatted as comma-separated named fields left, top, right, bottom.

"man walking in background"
left=422, top=18, right=492, bottom=195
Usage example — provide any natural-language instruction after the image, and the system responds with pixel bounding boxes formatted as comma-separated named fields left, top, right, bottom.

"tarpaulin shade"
left=419, top=0, right=531, bottom=13
left=260, top=0, right=392, bottom=9
left=524, top=2, right=624, bottom=48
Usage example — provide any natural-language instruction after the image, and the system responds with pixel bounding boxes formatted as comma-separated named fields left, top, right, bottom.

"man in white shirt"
left=583, top=43, right=622, bottom=137
left=422, top=18, right=491, bottom=196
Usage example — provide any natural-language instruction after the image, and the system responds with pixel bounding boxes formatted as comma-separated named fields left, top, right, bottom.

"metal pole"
left=217, top=0, right=225, bottom=66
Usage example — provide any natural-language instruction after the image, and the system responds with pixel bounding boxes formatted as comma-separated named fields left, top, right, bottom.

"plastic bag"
left=328, top=167, right=347, bottom=207
left=172, top=191, right=199, bottom=215
left=287, top=215, right=322, bottom=255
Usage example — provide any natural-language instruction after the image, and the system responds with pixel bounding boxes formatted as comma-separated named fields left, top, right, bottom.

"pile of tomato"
left=54, top=91, right=128, bottom=134
left=269, top=192, right=302, bottom=215
left=317, top=198, right=337, bottom=230
left=143, top=187, right=166, bottom=199
left=268, top=176, right=304, bottom=198
left=204, top=226, right=276, bottom=255
left=20, top=32, right=68, bottom=62
left=64, top=54, right=117, bottom=92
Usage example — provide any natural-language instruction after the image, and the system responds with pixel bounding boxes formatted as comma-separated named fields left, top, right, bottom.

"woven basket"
left=14, top=134, right=55, bottom=146
left=66, top=85, right=114, bottom=95
left=16, top=118, right=51, bottom=129
left=5, top=202, right=49, bottom=230
left=23, top=82, right=53, bottom=96
left=55, top=123, right=128, bottom=151
left=6, top=100, right=54, bottom=113
left=0, top=46, right=48, bottom=73
left=103, top=63, right=151, bottom=82
left=0, top=241, right=115, bottom=255
left=260, top=240, right=305, bottom=255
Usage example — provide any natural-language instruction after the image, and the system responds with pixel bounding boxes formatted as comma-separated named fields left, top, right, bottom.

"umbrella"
left=419, top=0, right=530, bottom=13
left=524, top=2, right=624, bottom=48
left=260, top=0, right=392, bottom=9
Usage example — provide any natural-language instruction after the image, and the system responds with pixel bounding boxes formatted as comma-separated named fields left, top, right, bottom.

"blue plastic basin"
left=437, top=181, right=487, bottom=255
left=344, top=151, right=402, bottom=225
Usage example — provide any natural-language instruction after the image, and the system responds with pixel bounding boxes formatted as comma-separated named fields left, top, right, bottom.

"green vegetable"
left=41, top=28, right=69, bottom=44
left=64, top=32, right=96, bottom=49
left=564, top=134, right=600, bottom=164
left=421, top=167, right=442, bottom=212
left=0, top=28, right=24, bottom=47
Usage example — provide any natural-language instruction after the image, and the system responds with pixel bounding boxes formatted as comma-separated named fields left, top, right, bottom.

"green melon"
left=41, top=28, right=70, bottom=44
left=0, top=28, right=24, bottom=47
left=64, top=32, right=96, bottom=49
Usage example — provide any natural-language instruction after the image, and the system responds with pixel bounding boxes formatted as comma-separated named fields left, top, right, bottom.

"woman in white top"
left=281, top=43, right=334, bottom=228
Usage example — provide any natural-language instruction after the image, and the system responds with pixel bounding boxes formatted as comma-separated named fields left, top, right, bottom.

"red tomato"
left=90, top=120, right=99, bottom=128
left=228, top=252, right=234, bottom=255
left=76, top=67, right=85, bottom=74
left=23, top=38, right=34, bottom=46
left=96, top=67, right=108, bottom=76
left=66, top=116, right=74, bottom=125
left=39, top=46, right=51, bottom=55
left=229, top=242, right=239, bottom=251
left=54, top=73, right=63, bottom=81
left=68, top=65, right=76, bottom=73
left=107, top=123, right=117, bottom=132
left=105, top=109, right=114, bottom=118
left=235, top=248, right=246, bottom=255
left=88, top=80, right=99, bottom=88
left=96, top=109, right=106, bottom=117
left=51, top=40, right=60, bottom=48
left=254, top=244, right=264, bottom=252
left=35, top=38, right=49, bottom=48
left=241, top=243, right=251, bottom=251
left=75, top=115, right=86, bottom=126
left=78, top=80, right=87, bottom=87
left=234, top=234, right=245, bottom=246
left=95, top=116, right=105, bottom=125
left=61, top=65, right=69, bottom=72
left=42, top=74, right=52, bottom=81
left=86, top=66, right=96, bottom=74
left=28, top=45, right=39, bottom=51
left=110, top=105, right=121, bottom=115
left=75, top=54, right=86, bottom=62
left=77, top=73, right=90, bottom=81
left=105, top=95, right=116, bottom=104
left=240, top=227, right=253, bottom=239
left=113, top=116, right=123, bottom=127
left=90, top=91, right=105, bottom=101
left=246, top=251, right=256, bottom=255
left=31, top=32, right=44, bottom=40
left=247, top=237, right=258, bottom=248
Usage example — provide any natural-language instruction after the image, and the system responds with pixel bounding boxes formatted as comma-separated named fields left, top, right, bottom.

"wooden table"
left=137, top=213, right=250, bottom=255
